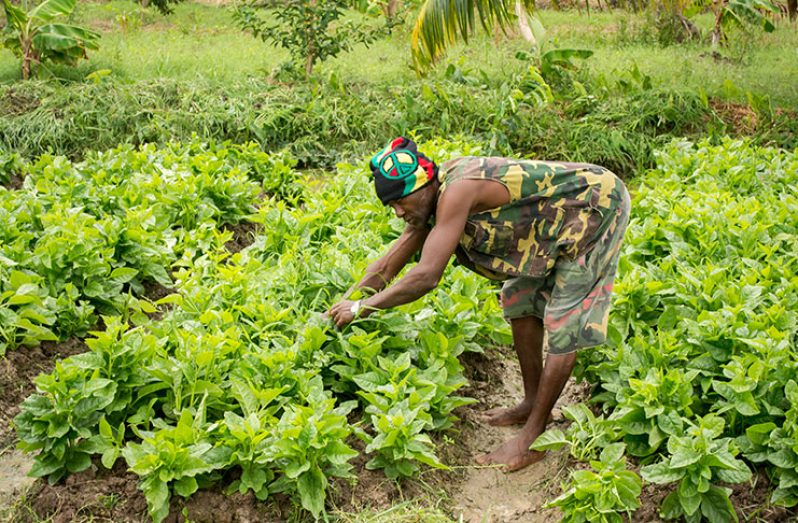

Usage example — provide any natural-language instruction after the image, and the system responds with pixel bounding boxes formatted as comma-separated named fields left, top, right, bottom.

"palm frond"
left=411, top=0, right=533, bottom=73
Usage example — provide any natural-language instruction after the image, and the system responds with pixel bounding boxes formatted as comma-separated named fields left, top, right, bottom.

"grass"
left=0, top=1, right=796, bottom=106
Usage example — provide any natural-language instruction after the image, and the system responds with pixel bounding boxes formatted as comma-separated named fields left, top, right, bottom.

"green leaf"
left=701, top=486, right=737, bottom=523
left=297, top=466, right=326, bottom=518
left=600, top=442, right=626, bottom=463
left=28, top=0, right=75, bottom=23
left=410, top=0, right=532, bottom=72
left=33, top=23, right=100, bottom=55
left=679, top=483, right=701, bottom=516
left=641, top=462, right=684, bottom=484
left=173, top=476, right=199, bottom=497
left=65, top=451, right=91, bottom=473
left=715, top=465, right=752, bottom=484
left=142, top=477, right=170, bottom=523
left=530, top=429, right=568, bottom=451
left=29, top=456, right=64, bottom=479
left=110, top=267, right=139, bottom=283
left=661, top=490, right=684, bottom=519
left=745, top=422, right=776, bottom=445
left=670, top=446, right=702, bottom=469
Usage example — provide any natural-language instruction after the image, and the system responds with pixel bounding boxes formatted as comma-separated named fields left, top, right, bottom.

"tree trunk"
left=304, top=0, right=316, bottom=76
left=711, top=0, right=724, bottom=47
left=788, top=0, right=797, bottom=21
left=305, top=52, right=314, bottom=76
left=140, top=0, right=150, bottom=7
left=21, top=38, right=31, bottom=80
left=515, top=0, right=536, bottom=44
left=381, top=0, right=401, bottom=20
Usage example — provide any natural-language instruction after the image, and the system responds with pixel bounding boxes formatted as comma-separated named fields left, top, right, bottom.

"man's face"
left=388, top=185, right=436, bottom=229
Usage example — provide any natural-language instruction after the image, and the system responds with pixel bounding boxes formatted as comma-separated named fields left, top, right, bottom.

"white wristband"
left=350, top=300, right=362, bottom=318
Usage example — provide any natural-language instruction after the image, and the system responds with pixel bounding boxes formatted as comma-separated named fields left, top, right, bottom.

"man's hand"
left=327, top=299, right=363, bottom=328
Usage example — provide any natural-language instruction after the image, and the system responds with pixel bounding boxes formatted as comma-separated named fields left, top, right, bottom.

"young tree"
left=138, top=0, right=183, bottom=16
left=235, top=0, right=386, bottom=77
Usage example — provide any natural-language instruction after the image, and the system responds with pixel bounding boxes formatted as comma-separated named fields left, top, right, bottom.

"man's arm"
left=345, top=225, right=429, bottom=296
left=329, top=185, right=474, bottom=326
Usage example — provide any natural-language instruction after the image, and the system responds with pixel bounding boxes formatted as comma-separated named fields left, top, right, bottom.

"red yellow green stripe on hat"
left=369, top=137, right=438, bottom=205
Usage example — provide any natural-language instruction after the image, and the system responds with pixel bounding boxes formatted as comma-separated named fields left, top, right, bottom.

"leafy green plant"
left=266, top=376, right=358, bottom=518
left=641, top=415, right=752, bottom=522
left=122, top=408, right=231, bottom=523
left=0, top=150, right=24, bottom=185
left=571, top=138, right=798, bottom=519
left=1, top=0, right=100, bottom=80
left=738, top=380, right=798, bottom=508
left=514, top=15, right=593, bottom=88
left=547, top=443, right=642, bottom=522
left=0, top=269, right=57, bottom=355
left=15, top=363, right=117, bottom=483
left=531, top=404, right=621, bottom=462
left=140, top=0, right=183, bottom=16
left=706, top=0, right=779, bottom=48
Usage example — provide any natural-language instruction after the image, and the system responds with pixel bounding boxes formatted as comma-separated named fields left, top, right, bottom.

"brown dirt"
left=731, top=468, right=795, bottom=522
left=0, top=337, right=88, bottom=447
left=0, top=87, right=40, bottom=117
left=632, top=466, right=671, bottom=522
left=0, top=448, right=37, bottom=515
left=142, top=281, right=175, bottom=303
left=4, top=173, right=25, bottom=190
left=443, top=347, right=589, bottom=522
left=710, top=99, right=760, bottom=135
left=221, top=221, right=261, bottom=254
left=329, top=436, right=404, bottom=513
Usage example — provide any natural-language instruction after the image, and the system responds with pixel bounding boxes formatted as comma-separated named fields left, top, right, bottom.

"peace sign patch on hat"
left=369, top=137, right=438, bottom=205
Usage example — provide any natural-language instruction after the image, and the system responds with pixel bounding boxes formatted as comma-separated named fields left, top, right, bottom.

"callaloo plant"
left=531, top=404, right=621, bottom=462
left=738, top=380, right=798, bottom=508
left=0, top=269, right=58, bottom=355
left=547, top=443, right=642, bottom=523
left=15, top=362, right=117, bottom=483
left=11, top=138, right=514, bottom=519
left=265, top=376, right=358, bottom=519
left=0, top=150, right=24, bottom=185
left=122, top=408, right=232, bottom=523
left=641, top=414, right=752, bottom=523
left=1, top=0, right=100, bottom=80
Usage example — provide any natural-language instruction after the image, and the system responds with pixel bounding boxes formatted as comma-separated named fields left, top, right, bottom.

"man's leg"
left=482, top=315, right=544, bottom=426
left=476, top=350, right=577, bottom=471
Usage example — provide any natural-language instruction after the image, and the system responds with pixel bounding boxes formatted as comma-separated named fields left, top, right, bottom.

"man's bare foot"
left=480, top=402, right=533, bottom=426
left=475, top=434, right=546, bottom=472
left=479, top=402, right=554, bottom=427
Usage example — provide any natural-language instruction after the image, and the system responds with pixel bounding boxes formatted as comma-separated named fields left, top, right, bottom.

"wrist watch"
left=350, top=300, right=362, bottom=318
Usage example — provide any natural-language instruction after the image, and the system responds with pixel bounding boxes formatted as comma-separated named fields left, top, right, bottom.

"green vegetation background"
left=1, top=0, right=796, bottom=105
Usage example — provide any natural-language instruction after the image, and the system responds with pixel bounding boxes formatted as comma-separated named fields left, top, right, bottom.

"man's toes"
left=475, top=453, right=494, bottom=465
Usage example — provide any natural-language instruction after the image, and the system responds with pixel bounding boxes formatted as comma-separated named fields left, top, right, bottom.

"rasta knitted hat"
left=369, top=137, right=438, bottom=205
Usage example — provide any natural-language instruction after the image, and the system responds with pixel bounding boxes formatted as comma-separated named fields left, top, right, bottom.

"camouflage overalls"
left=438, top=157, right=631, bottom=355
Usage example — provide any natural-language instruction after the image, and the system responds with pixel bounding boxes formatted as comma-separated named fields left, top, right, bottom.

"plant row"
left=0, top=141, right=298, bottom=354
left=14, top=139, right=512, bottom=521
left=536, top=139, right=798, bottom=522
left=5, top=72, right=790, bottom=179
